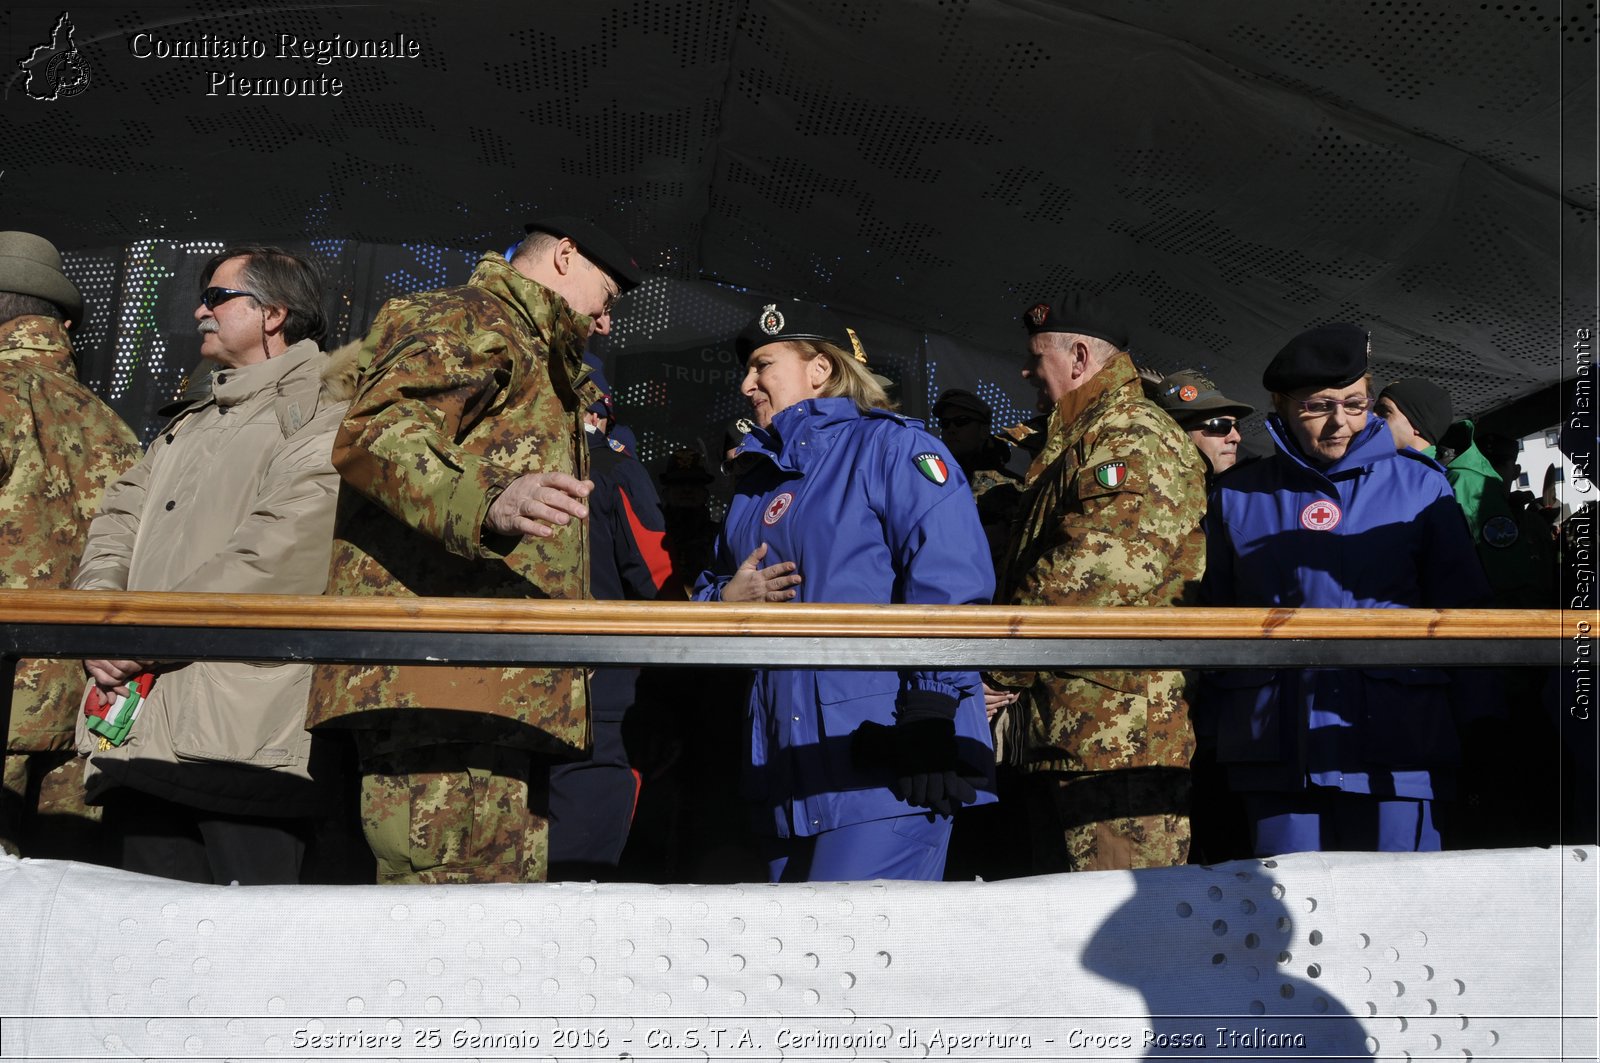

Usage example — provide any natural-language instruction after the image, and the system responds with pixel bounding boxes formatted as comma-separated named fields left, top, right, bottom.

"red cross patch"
left=763, top=492, right=794, bottom=526
left=1299, top=499, right=1342, bottom=531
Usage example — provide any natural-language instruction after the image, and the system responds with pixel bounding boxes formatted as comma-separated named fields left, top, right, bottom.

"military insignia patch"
left=1482, top=514, right=1520, bottom=548
left=1179, top=385, right=1198, bottom=402
left=763, top=492, right=794, bottom=525
left=913, top=452, right=949, bottom=485
left=759, top=304, right=785, bottom=336
left=1094, top=461, right=1127, bottom=489
left=735, top=417, right=755, bottom=435
left=1300, top=499, right=1342, bottom=531
left=1026, top=303, right=1051, bottom=327
left=608, top=437, right=626, bottom=453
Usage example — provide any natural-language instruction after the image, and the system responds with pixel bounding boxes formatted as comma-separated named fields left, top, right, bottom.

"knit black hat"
left=1262, top=323, right=1370, bottom=393
left=1379, top=378, right=1453, bottom=446
left=931, top=388, right=992, bottom=424
left=1020, top=291, right=1129, bottom=349
left=735, top=299, right=849, bottom=359
left=523, top=216, right=642, bottom=291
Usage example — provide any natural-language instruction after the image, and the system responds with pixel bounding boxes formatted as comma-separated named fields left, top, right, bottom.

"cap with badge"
left=523, top=216, right=642, bottom=291
left=1019, top=291, right=1129, bottom=349
left=1150, top=369, right=1254, bottom=430
left=1262, top=323, right=1370, bottom=393
left=735, top=298, right=850, bottom=358
left=0, top=230, right=84, bottom=326
left=1377, top=378, right=1452, bottom=446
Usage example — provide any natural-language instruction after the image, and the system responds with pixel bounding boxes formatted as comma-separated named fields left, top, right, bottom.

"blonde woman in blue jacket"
left=695, top=299, right=996, bottom=882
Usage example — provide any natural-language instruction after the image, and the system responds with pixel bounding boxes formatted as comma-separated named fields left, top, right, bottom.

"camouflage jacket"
left=989, top=353, right=1207, bottom=773
left=0, top=317, right=141, bottom=752
left=306, top=255, right=606, bottom=758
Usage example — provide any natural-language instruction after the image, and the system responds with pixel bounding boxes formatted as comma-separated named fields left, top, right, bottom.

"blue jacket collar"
left=1265, top=412, right=1400, bottom=484
left=737, top=397, right=881, bottom=473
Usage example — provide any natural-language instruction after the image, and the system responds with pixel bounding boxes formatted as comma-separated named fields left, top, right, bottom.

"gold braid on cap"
left=846, top=327, right=869, bottom=365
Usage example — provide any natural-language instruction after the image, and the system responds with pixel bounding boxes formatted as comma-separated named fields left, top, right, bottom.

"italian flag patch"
left=913, top=452, right=949, bottom=485
left=1094, top=461, right=1128, bottom=488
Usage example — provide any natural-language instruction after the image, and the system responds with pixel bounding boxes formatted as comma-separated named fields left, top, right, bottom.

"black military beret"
left=931, top=388, right=992, bottom=423
left=523, top=215, right=643, bottom=291
left=1020, top=291, right=1129, bottom=349
left=1378, top=378, right=1453, bottom=446
left=735, top=298, right=849, bottom=359
left=1262, top=323, right=1370, bottom=393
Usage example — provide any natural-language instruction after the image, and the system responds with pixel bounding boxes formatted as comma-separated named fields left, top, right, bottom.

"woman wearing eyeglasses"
left=1199, top=323, right=1489, bottom=856
left=694, top=299, right=996, bottom=882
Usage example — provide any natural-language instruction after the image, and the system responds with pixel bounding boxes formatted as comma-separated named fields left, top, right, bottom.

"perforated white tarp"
left=2, top=847, right=1594, bottom=1061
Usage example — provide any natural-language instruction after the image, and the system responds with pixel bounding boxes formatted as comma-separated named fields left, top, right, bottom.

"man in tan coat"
left=74, top=245, right=353, bottom=885
left=0, top=231, right=142, bottom=860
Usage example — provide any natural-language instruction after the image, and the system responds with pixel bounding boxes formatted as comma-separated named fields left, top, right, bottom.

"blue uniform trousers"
left=763, top=813, right=952, bottom=882
left=1245, top=789, right=1440, bottom=856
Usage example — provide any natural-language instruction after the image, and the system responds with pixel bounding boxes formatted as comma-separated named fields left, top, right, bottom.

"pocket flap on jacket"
left=815, top=670, right=900, bottom=705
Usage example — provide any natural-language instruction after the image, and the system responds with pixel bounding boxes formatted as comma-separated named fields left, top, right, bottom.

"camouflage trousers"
left=357, top=741, right=550, bottom=885
left=2, top=750, right=102, bottom=860
left=1024, top=767, right=1191, bottom=872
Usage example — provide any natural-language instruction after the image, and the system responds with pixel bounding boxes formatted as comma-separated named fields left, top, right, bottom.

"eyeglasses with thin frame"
left=584, top=256, right=620, bottom=316
left=1196, top=417, right=1240, bottom=436
left=200, top=287, right=258, bottom=310
left=1294, top=396, right=1371, bottom=417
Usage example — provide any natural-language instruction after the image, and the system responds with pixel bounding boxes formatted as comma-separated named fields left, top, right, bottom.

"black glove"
left=851, top=691, right=979, bottom=816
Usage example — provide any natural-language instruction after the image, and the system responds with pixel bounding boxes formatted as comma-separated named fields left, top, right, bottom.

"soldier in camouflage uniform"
left=985, top=292, right=1207, bottom=873
left=306, top=217, right=640, bottom=885
left=0, top=231, right=142, bottom=860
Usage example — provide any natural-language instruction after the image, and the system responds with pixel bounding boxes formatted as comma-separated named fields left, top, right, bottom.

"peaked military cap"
left=1020, top=291, right=1128, bottom=349
left=1151, top=369, right=1254, bottom=429
left=581, top=352, right=615, bottom=419
left=523, top=215, right=642, bottom=291
left=736, top=298, right=849, bottom=358
left=1263, top=323, right=1370, bottom=393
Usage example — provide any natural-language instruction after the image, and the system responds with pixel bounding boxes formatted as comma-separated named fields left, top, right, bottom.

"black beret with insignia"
left=1020, top=291, right=1129, bottom=349
left=1263, top=323, right=1370, bottom=393
left=736, top=298, right=850, bottom=358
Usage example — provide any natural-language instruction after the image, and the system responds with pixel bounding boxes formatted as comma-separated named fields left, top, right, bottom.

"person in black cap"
left=308, top=215, right=643, bottom=885
left=1147, top=369, right=1256, bottom=477
left=1199, top=323, right=1491, bottom=858
left=1374, top=377, right=1452, bottom=458
left=931, top=388, right=1022, bottom=576
left=692, top=297, right=996, bottom=883
left=547, top=352, right=675, bottom=880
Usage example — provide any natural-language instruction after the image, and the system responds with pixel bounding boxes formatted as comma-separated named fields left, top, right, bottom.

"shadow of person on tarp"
left=1081, top=860, right=1373, bottom=1061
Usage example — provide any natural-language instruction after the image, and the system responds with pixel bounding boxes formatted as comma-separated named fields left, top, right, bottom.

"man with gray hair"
left=0, top=231, right=142, bottom=861
left=985, top=292, right=1207, bottom=873
left=73, top=245, right=355, bottom=885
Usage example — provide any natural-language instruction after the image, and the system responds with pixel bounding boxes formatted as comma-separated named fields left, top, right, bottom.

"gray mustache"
left=197, top=319, right=219, bottom=334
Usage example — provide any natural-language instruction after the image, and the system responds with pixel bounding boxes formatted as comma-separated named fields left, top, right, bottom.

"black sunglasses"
left=200, top=286, right=258, bottom=310
left=938, top=416, right=982, bottom=429
left=1197, top=417, right=1240, bottom=436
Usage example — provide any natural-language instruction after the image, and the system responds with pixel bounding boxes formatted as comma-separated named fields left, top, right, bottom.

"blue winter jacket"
left=694, top=398, right=998, bottom=837
left=1200, top=413, right=1491, bottom=799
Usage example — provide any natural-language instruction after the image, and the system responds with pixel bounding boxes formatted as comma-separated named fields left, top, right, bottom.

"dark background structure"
left=2, top=1, right=1594, bottom=479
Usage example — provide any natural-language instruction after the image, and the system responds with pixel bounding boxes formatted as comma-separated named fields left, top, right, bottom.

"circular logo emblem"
left=1300, top=499, right=1342, bottom=531
left=47, top=50, right=91, bottom=99
left=759, top=304, right=785, bottom=336
left=1178, top=385, right=1198, bottom=402
left=762, top=492, right=794, bottom=526
left=1482, top=514, right=1520, bottom=548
